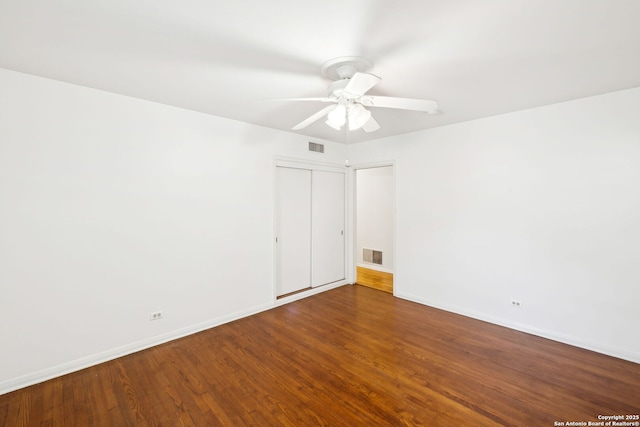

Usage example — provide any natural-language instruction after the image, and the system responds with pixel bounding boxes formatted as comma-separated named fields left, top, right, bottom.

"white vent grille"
left=363, top=249, right=383, bottom=265
left=308, top=142, right=324, bottom=153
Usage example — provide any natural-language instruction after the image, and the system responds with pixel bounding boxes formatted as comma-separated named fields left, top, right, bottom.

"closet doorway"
left=355, top=165, right=394, bottom=293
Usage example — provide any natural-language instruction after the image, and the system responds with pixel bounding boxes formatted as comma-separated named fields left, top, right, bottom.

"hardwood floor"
left=1, top=285, right=639, bottom=426
left=356, top=265, right=393, bottom=293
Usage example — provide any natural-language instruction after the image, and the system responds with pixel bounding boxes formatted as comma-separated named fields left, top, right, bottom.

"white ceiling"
left=1, top=0, right=639, bottom=143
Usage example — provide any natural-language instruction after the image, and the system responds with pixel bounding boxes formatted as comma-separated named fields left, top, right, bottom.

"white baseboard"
left=1, top=283, right=349, bottom=396
left=395, top=291, right=640, bottom=365
left=356, top=264, right=393, bottom=274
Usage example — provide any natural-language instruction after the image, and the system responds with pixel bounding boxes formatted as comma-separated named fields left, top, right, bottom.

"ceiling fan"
left=283, top=57, right=439, bottom=133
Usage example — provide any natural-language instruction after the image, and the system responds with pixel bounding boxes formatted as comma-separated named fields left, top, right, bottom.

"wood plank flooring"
left=1, top=285, right=639, bottom=426
left=357, top=265, right=393, bottom=293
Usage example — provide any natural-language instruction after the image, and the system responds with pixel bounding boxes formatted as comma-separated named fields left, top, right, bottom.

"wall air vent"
left=363, top=249, right=383, bottom=265
left=308, top=142, right=324, bottom=153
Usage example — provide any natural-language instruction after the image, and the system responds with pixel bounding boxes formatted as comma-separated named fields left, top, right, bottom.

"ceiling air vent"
left=308, top=142, right=324, bottom=153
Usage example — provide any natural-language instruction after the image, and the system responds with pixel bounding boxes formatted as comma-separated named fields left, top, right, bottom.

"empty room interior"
left=1, top=0, right=640, bottom=425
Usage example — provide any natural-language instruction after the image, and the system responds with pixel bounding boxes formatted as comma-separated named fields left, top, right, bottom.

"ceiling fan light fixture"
left=348, top=104, right=371, bottom=130
left=326, top=104, right=346, bottom=129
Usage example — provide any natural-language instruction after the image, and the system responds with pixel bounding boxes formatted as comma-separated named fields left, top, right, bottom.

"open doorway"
left=355, top=165, right=394, bottom=293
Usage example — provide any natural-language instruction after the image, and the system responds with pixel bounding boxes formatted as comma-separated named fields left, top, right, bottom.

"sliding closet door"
left=311, top=171, right=345, bottom=287
left=276, top=167, right=312, bottom=296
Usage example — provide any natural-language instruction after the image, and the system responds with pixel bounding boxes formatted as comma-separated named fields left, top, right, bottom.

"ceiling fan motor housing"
left=335, top=64, right=357, bottom=79
left=328, top=79, right=351, bottom=100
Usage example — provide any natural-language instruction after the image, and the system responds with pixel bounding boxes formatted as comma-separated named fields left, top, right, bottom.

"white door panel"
left=311, top=171, right=345, bottom=287
left=276, top=167, right=311, bottom=295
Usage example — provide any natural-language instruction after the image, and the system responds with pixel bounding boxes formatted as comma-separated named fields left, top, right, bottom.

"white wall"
left=350, top=88, right=640, bottom=363
left=0, top=68, right=348, bottom=394
left=356, top=167, right=394, bottom=271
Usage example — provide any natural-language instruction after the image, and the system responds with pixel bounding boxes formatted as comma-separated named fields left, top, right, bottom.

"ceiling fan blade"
left=292, top=105, right=336, bottom=130
left=344, top=72, right=381, bottom=96
left=362, top=115, right=380, bottom=133
left=361, top=96, right=438, bottom=112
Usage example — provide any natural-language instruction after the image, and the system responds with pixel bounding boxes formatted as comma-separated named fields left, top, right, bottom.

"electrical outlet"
left=511, top=300, right=522, bottom=308
left=150, top=311, right=163, bottom=321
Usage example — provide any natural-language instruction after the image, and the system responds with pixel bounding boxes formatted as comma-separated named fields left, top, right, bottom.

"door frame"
left=350, top=161, right=396, bottom=295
